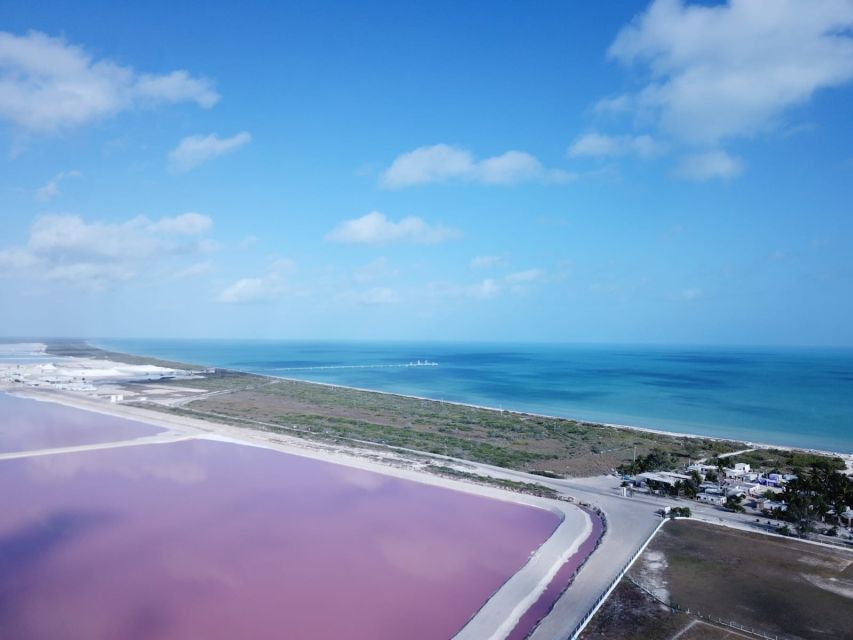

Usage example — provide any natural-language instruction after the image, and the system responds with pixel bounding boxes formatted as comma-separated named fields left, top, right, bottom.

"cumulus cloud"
left=0, top=212, right=215, bottom=290
left=606, top=0, right=853, bottom=145
left=326, top=211, right=460, bottom=245
left=147, top=211, right=212, bottom=235
left=676, top=150, right=743, bottom=180
left=133, top=71, right=218, bottom=108
left=0, top=31, right=218, bottom=134
left=0, top=247, right=40, bottom=270
left=167, top=131, right=251, bottom=172
left=380, top=144, right=575, bottom=188
left=35, top=170, right=81, bottom=202
left=573, top=1, right=853, bottom=180
left=217, top=259, right=296, bottom=304
left=567, top=132, right=662, bottom=159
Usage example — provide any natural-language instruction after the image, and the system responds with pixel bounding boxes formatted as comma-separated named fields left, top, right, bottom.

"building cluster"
left=631, top=462, right=793, bottom=513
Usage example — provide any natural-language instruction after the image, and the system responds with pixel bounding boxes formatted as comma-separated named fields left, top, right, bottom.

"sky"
left=1, top=0, right=852, bottom=345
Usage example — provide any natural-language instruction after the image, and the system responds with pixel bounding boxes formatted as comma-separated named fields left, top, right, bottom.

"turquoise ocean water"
left=96, top=340, right=853, bottom=453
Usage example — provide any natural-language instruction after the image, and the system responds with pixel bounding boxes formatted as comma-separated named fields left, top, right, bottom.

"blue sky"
left=1, top=0, right=852, bottom=345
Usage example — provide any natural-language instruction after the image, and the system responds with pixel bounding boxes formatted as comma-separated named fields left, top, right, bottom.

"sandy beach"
left=265, top=373, right=853, bottom=466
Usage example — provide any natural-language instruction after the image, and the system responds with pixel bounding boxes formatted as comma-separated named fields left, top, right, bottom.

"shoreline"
left=5, top=343, right=851, bottom=637
left=23, top=339, right=853, bottom=460
left=264, top=373, right=853, bottom=462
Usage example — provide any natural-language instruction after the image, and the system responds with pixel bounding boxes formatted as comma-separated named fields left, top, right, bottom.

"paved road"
left=529, top=477, right=661, bottom=640
left=433, top=463, right=664, bottom=640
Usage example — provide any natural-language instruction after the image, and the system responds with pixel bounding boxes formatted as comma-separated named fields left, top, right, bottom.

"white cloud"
left=0, top=212, right=215, bottom=289
left=0, top=31, right=218, bottom=134
left=43, top=262, right=135, bottom=291
left=505, top=269, right=545, bottom=285
left=469, top=278, right=500, bottom=299
left=381, top=144, right=472, bottom=187
left=567, top=132, right=662, bottom=159
left=606, top=0, right=853, bottom=145
left=133, top=71, right=218, bottom=108
left=168, top=131, right=251, bottom=172
left=380, top=144, right=574, bottom=188
left=676, top=150, right=743, bottom=180
left=470, top=255, right=507, bottom=269
left=593, top=94, right=634, bottom=115
left=478, top=151, right=572, bottom=184
left=326, top=211, right=460, bottom=245
left=147, top=212, right=212, bottom=235
left=35, top=170, right=81, bottom=202
left=217, top=259, right=296, bottom=304
left=505, top=268, right=547, bottom=294
left=0, top=246, right=40, bottom=270
left=217, top=278, right=268, bottom=304
left=25, top=213, right=213, bottom=259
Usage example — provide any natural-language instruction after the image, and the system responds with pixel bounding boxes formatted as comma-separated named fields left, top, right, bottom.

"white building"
left=724, top=463, right=752, bottom=479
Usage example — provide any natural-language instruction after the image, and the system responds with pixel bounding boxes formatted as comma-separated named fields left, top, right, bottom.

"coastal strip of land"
left=3, top=340, right=851, bottom=640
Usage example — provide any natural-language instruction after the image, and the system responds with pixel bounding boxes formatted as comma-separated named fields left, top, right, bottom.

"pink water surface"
left=506, top=508, right=605, bottom=640
left=0, top=392, right=163, bottom=453
left=0, top=430, right=559, bottom=639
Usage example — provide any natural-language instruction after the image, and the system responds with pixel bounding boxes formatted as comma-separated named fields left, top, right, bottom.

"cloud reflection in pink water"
left=0, top=435, right=559, bottom=639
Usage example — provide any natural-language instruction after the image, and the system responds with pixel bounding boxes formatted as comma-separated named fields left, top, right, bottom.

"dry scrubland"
left=144, top=368, right=741, bottom=477
left=580, top=520, right=853, bottom=640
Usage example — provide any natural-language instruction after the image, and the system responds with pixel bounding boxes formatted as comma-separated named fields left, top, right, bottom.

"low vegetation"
left=159, top=371, right=745, bottom=476
left=425, top=465, right=560, bottom=499
left=729, top=448, right=846, bottom=474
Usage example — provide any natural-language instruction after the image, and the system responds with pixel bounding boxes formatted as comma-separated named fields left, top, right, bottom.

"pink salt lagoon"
left=0, top=392, right=163, bottom=453
left=0, top=401, right=562, bottom=640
